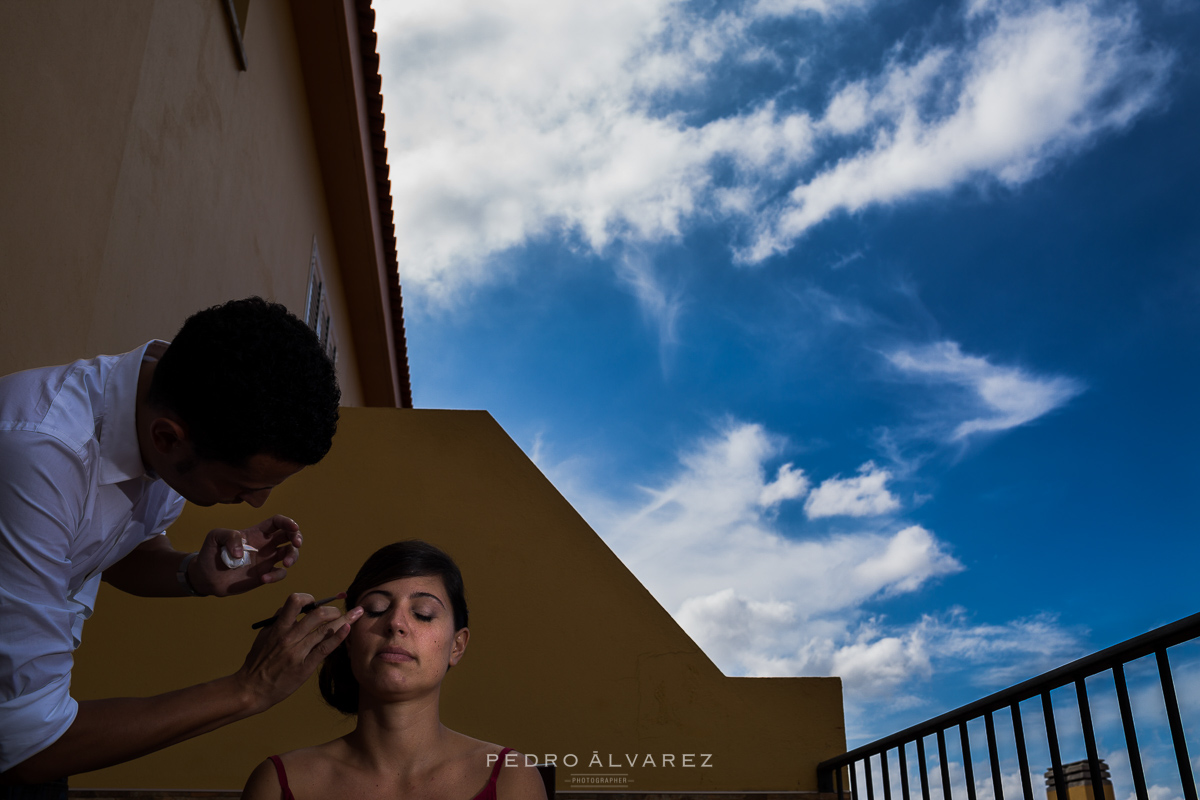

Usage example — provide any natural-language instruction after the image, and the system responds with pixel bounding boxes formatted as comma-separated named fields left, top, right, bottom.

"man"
left=0, top=298, right=363, bottom=791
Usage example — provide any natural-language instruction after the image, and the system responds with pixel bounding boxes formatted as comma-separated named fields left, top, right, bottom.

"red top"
left=268, top=747, right=515, bottom=800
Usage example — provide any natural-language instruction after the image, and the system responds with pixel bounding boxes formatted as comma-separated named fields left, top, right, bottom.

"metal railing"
left=818, top=612, right=1200, bottom=800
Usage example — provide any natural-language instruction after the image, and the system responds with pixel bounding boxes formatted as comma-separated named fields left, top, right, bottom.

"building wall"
left=0, top=0, right=364, bottom=404
left=71, top=408, right=846, bottom=791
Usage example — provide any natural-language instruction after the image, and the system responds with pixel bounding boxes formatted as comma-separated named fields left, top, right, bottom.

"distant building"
left=1046, top=760, right=1115, bottom=800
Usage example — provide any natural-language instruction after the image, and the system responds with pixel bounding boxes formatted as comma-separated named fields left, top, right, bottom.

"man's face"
left=163, top=452, right=305, bottom=507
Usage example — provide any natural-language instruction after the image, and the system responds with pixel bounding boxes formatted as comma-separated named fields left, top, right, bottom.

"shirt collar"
left=98, top=340, right=169, bottom=486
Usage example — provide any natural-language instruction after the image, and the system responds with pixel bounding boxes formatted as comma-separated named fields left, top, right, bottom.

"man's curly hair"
left=148, top=297, right=341, bottom=466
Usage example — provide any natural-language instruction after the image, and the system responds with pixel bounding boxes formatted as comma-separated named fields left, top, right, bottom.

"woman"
left=241, top=541, right=548, bottom=800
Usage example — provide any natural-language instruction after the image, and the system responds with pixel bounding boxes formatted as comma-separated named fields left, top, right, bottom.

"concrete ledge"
left=66, top=793, right=839, bottom=800
left=68, top=793, right=241, bottom=799
left=557, top=793, right=842, bottom=800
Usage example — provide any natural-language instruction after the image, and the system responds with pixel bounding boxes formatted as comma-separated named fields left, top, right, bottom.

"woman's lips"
left=377, top=647, right=416, bottom=663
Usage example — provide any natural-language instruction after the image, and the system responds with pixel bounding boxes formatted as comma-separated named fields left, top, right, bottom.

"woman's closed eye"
left=362, top=604, right=435, bottom=621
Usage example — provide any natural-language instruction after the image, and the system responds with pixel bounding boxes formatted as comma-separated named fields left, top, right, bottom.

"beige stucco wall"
left=0, top=0, right=364, bottom=404
left=71, top=408, right=846, bottom=791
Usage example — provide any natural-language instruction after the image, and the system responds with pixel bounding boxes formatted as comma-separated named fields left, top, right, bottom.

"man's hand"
left=1, top=593, right=363, bottom=783
left=233, top=592, right=363, bottom=713
left=188, top=515, right=302, bottom=597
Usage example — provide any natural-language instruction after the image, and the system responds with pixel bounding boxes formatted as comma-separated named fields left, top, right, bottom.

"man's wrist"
left=176, top=552, right=206, bottom=597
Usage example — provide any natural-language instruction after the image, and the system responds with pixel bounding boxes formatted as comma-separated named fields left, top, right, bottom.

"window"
left=304, top=238, right=338, bottom=365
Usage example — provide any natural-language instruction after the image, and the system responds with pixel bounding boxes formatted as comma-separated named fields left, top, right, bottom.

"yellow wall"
left=71, top=408, right=846, bottom=791
left=0, top=0, right=365, bottom=404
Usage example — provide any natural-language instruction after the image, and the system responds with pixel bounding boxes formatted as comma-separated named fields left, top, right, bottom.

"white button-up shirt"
left=0, top=342, right=186, bottom=771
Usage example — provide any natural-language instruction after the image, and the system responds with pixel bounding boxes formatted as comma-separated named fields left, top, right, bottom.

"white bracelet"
left=177, top=551, right=202, bottom=596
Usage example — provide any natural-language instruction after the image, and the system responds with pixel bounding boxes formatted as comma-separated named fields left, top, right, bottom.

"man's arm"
left=1, top=593, right=363, bottom=784
left=102, top=515, right=303, bottom=598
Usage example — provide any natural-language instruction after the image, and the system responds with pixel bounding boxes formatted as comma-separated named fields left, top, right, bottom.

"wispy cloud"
left=615, top=251, right=686, bottom=371
left=742, top=1, right=1173, bottom=261
left=376, top=0, right=1169, bottom=302
left=888, top=340, right=1085, bottom=439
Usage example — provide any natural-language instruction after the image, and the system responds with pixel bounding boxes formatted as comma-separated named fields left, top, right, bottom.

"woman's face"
left=346, top=573, right=469, bottom=701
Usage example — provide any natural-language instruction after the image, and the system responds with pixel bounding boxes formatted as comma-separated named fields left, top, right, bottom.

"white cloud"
left=374, top=0, right=815, bottom=302
left=805, top=461, right=901, bottom=518
left=759, top=462, right=811, bottom=507
left=607, top=421, right=962, bottom=614
left=375, top=0, right=1169, bottom=300
left=531, top=418, right=1088, bottom=742
left=743, top=2, right=1172, bottom=261
left=888, top=340, right=1084, bottom=439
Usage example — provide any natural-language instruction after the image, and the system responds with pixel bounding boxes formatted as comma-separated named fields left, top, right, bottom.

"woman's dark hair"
left=147, top=297, right=340, bottom=466
left=319, top=540, right=469, bottom=714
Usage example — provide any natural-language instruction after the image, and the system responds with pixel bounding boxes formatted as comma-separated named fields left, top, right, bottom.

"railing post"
left=1156, top=649, right=1198, bottom=800
left=1042, top=692, right=1068, bottom=800
left=1075, top=678, right=1107, bottom=800
left=960, top=722, right=977, bottom=800
left=882, top=748, right=894, bottom=800
left=937, top=728, right=953, bottom=800
left=900, top=741, right=912, bottom=800
left=820, top=763, right=835, bottom=794
left=985, top=711, right=1004, bottom=800
left=1012, top=702, right=1034, bottom=800
left=918, top=736, right=932, bottom=800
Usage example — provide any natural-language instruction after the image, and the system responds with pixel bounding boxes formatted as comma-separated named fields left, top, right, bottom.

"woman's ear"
left=449, top=627, right=470, bottom=667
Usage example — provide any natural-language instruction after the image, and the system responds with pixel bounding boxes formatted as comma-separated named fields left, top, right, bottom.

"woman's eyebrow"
left=409, top=591, right=446, bottom=608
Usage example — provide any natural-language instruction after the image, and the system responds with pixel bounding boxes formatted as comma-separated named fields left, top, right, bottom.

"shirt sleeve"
left=0, top=430, right=87, bottom=771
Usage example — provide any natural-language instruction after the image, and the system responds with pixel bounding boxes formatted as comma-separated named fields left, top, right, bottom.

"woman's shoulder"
left=447, top=736, right=546, bottom=800
left=240, top=741, right=347, bottom=800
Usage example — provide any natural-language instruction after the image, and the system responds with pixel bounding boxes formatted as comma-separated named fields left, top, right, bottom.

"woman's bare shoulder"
left=241, top=757, right=283, bottom=800
left=240, top=740, right=350, bottom=800
left=441, top=734, right=546, bottom=800
left=493, top=749, right=548, bottom=800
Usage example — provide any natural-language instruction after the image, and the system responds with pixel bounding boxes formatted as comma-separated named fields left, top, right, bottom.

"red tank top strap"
left=473, top=747, right=514, bottom=800
left=268, top=755, right=297, bottom=800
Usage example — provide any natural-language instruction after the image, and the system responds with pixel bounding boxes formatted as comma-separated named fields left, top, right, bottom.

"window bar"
left=1113, top=663, right=1148, bottom=800
left=918, top=736, right=932, bottom=800
left=1043, top=692, right=1068, bottom=800
left=986, top=712, right=1004, bottom=800
left=882, top=749, right=894, bottom=800
left=937, top=728, right=953, bottom=800
left=851, top=758, right=861, bottom=800
left=960, top=722, right=978, bottom=800
left=1075, top=678, right=1107, bottom=800
left=1012, top=702, right=1034, bottom=800
left=866, top=754, right=877, bottom=800
left=900, top=741, right=913, bottom=800
left=1156, top=649, right=1198, bottom=800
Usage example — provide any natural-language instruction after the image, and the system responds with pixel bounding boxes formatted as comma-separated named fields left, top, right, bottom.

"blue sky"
left=373, top=0, right=1199, bottom=772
